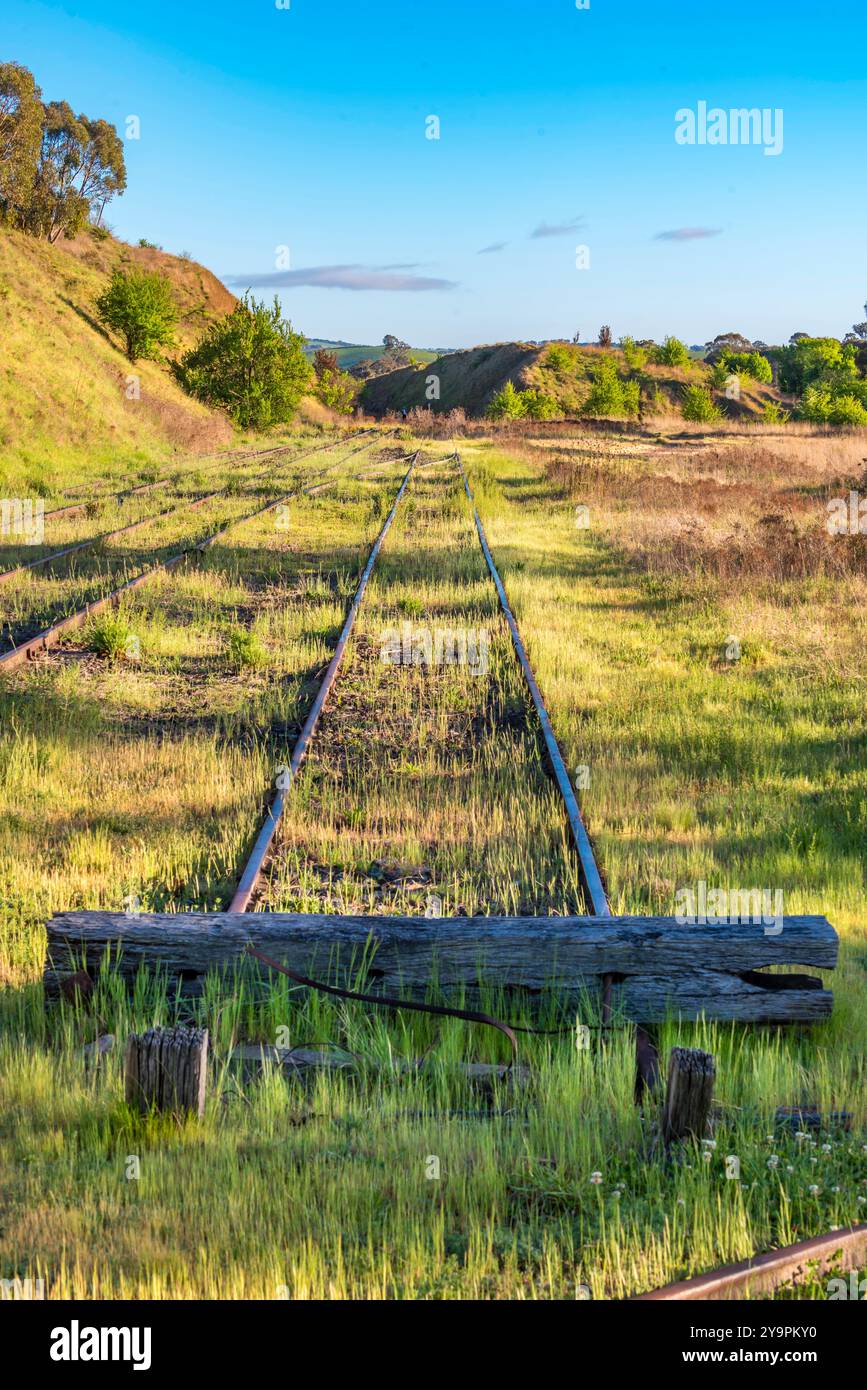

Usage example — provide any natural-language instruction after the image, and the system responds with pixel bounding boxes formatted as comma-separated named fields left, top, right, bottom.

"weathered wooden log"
left=44, top=911, right=839, bottom=1024
left=662, top=1047, right=715, bottom=1144
left=124, top=1026, right=208, bottom=1117
left=230, top=1044, right=529, bottom=1085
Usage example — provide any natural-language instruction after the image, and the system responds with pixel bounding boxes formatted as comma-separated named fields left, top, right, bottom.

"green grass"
left=0, top=422, right=865, bottom=1300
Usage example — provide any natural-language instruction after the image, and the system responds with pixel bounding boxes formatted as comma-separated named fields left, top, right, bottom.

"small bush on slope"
left=95, top=267, right=178, bottom=361
left=175, top=294, right=311, bottom=429
left=584, top=357, right=640, bottom=418
left=681, top=384, right=722, bottom=422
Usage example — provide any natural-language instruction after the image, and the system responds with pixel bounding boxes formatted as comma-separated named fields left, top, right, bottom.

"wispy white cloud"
left=529, top=218, right=584, bottom=239
left=477, top=241, right=508, bottom=254
left=225, top=264, right=458, bottom=292
left=654, top=227, right=722, bottom=241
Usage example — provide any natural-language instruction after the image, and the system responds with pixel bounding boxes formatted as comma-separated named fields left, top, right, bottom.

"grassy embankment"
left=0, top=226, right=246, bottom=494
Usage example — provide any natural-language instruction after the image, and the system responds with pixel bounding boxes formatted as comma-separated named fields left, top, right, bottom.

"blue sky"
left=6, top=0, right=866, bottom=347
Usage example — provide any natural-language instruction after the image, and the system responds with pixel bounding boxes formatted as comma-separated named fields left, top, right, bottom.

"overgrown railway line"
left=46, top=443, right=837, bottom=1031
left=226, top=447, right=608, bottom=922
left=31, top=434, right=852, bottom=1301
left=0, top=431, right=388, bottom=668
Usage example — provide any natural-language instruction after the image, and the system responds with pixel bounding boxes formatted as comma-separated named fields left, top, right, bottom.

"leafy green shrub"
left=798, top=386, right=867, bottom=426
left=827, top=394, right=867, bottom=425
left=652, top=335, right=690, bottom=368
left=315, top=366, right=359, bottom=414
left=719, top=349, right=773, bottom=384
left=522, top=388, right=559, bottom=419
left=710, top=361, right=732, bottom=390
left=777, top=336, right=854, bottom=394
left=486, top=381, right=528, bottom=419
left=175, top=295, right=311, bottom=429
left=95, top=268, right=178, bottom=361
left=484, top=380, right=562, bottom=420
left=545, top=343, right=575, bottom=372
left=681, top=384, right=721, bottom=422
left=226, top=627, right=268, bottom=670
left=620, top=335, right=648, bottom=370
left=86, top=612, right=139, bottom=661
left=583, top=357, right=640, bottom=418
left=762, top=401, right=791, bottom=424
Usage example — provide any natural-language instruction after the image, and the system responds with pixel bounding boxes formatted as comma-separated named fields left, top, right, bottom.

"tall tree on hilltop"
left=29, top=101, right=126, bottom=241
left=0, top=61, right=43, bottom=225
left=0, top=63, right=126, bottom=239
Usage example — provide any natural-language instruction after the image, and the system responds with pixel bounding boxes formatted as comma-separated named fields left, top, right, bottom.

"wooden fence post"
left=124, top=1026, right=208, bottom=1118
left=662, top=1046, right=715, bottom=1145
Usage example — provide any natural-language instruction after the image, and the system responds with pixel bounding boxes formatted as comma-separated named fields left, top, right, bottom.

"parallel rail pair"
left=45, top=447, right=838, bottom=1025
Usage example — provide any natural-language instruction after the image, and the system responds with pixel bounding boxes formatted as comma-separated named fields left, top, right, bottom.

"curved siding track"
left=41, top=430, right=374, bottom=521
left=0, top=431, right=388, bottom=672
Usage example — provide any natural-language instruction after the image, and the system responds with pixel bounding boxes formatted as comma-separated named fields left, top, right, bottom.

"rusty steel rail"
left=227, top=453, right=421, bottom=913
left=454, top=452, right=610, bottom=918
left=632, top=1223, right=867, bottom=1300
left=0, top=434, right=386, bottom=675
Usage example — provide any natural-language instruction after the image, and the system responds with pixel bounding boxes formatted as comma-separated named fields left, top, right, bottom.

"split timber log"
left=44, top=911, right=838, bottom=1024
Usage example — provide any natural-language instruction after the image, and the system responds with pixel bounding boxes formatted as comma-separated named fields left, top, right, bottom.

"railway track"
left=0, top=430, right=386, bottom=587
left=228, top=451, right=420, bottom=911
left=633, top=1222, right=867, bottom=1301
left=225, top=446, right=605, bottom=922
left=0, top=431, right=389, bottom=673
left=40, top=429, right=375, bottom=522
left=454, top=452, right=609, bottom=918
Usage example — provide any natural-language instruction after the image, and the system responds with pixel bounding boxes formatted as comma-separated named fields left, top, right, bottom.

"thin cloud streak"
left=225, top=264, right=458, bottom=292
left=654, top=227, right=722, bottom=241
left=477, top=241, right=508, bottom=254
left=530, top=218, right=584, bottom=239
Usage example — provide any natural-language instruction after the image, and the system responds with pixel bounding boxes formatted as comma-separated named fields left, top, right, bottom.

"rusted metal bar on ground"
left=632, top=1224, right=867, bottom=1301
left=634, top=1025, right=661, bottom=1101
left=0, top=483, right=226, bottom=586
left=226, top=453, right=420, bottom=912
left=0, top=551, right=192, bottom=673
left=454, top=453, right=610, bottom=919
left=231, top=1043, right=529, bottom=1084
left=246, top=943, right=519, bottom=1060
left=44, top=911, right=838, bottom=1022
left=2, top=434, right=358, bottom=583
left=298, top=434, right=404, bottom=497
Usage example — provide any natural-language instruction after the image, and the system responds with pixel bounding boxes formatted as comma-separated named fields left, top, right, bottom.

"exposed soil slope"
left=359, top=342, right=541, bottom=415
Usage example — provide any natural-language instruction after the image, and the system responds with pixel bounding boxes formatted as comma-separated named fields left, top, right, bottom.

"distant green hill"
left=358, top=340, right=787, bottom=420
left=304, top=340, right=441, bottom=370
